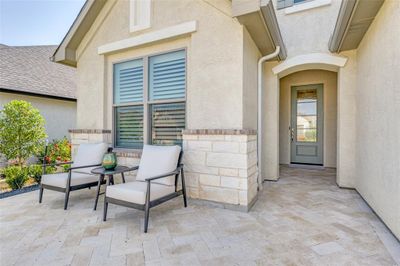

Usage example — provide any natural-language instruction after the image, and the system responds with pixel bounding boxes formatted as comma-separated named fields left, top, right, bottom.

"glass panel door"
left=291, top=84, right=323, bottom=165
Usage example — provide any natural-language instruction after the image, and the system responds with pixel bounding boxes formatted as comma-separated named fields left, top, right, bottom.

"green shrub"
left=2, top=166, right=29, bottom=190
left=28, top=165, right=42, bottom=183
left=38, top=138, right=71, bottom=173
left=28, top=164, right=56, bottom=183
left=0, top=100, right=47, bottom=166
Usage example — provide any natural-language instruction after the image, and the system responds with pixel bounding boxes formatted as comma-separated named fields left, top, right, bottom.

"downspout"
left=257, top=46, right=280, bottom=190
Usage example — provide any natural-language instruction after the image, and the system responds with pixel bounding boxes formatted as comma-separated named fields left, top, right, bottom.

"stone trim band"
left=69, top=129, right=257, bottom=135
left=68, top=129, right=111, bottom=134
left=182, top=129, right=257, bottom=135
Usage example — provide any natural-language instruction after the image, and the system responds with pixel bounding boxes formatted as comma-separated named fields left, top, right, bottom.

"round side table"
left=91, top=165, right=136, bottom=210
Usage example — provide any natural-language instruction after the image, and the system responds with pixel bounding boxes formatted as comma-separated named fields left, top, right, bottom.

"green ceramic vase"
left=102, top=152, right=117, bottom=170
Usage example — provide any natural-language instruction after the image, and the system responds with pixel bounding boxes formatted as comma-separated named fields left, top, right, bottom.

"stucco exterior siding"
left=0, top=92, right=76, bottom=141
left=242, top=27, right=261, bottom=130
left=261, top=61, right=280, bottom=181
left=336, top=50, right=357, bottom=188
left=274, top=0, right=341, bottom=58
left=76, top=0, right=247, bottom=131
left=279, top=70, right=337, bottom=167
left=353, top=0, right=400, bottom=238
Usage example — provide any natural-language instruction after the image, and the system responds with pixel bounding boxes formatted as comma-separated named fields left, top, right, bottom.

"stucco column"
left=337, top=50, right=357, bottom=188
left=76, top=54, right=107, bottom=129
left=262, top=62, right=280, bottom=181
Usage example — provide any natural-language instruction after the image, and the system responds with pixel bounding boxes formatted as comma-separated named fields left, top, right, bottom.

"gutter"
left=257, top=46, right=280, bottom=190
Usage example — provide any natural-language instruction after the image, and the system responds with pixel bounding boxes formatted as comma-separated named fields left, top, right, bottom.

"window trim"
left=285, top=0, right=331, bottom=15
left=112, top=48, right=187, bottom=150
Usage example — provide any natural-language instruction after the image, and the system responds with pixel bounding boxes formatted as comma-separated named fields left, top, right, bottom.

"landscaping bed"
left=0, top=100, right=72, bottom=200
left=0, top=183, right=39, bottom=199
left=0, top=177, right=39, bottom=198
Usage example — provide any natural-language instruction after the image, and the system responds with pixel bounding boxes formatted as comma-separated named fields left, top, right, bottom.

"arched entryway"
left=279, top=69, right=337, bottom=167
left=260, top=52, right=357, bottom=189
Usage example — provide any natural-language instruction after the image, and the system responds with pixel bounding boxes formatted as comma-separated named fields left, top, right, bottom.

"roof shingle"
left=0, top=45, right=76, bottom=99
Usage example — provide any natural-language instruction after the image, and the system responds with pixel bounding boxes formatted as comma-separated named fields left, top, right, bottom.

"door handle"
left=290, top=127, right=294, bottom=142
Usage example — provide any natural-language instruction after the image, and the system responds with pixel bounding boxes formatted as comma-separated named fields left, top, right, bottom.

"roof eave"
left=232, top=0, right=287, bottom=60
left=52, top=0, right=107, bottom=68
left=0, top=88, right=76, bottom=102
left=329, top=0, right=385, bottom=53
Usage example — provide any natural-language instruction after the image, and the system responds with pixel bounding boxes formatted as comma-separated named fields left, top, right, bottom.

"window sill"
left=285, top=0, right=331, bottom=15
left=113, top=148, right=142, bottom=158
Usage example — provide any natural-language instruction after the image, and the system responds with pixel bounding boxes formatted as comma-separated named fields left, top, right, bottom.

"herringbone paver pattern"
left=0, top=167, right=398, bottom=265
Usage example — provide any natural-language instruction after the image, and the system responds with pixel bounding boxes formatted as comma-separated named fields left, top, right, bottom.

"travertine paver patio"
left=0, top=166, right=398, bottom=265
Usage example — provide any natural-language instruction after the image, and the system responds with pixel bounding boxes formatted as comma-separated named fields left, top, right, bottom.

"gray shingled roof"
left=0, top=44, right=76, bottom=100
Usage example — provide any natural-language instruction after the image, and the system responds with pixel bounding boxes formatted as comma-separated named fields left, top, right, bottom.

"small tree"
left=0, top=100, right=47, bottom=167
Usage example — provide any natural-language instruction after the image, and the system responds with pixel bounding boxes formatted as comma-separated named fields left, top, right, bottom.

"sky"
left=0, top=0, right=86, bottom=46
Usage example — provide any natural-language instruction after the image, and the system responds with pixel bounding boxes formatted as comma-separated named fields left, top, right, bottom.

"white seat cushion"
left=41, top=172, right=99, bottom=188
left=72, top=143, right=109, bottom=174
left=106, top=181, right=175, bottom=205
left=136, top=145, right=181, bottom=186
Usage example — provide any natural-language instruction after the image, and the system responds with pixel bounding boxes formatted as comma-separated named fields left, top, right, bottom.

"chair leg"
left=94, top=175, right=103, bottom=211
left=103, top=199, right=108, bottom=221
left=181, top=168, right=187, bottom=208
left=144, top=206, right=150, bottom=233
left=64, top=189, right=70, bottom=210
left=144, top=182, right=151, bottom=233
left=38, top=186, right=44, bottom=203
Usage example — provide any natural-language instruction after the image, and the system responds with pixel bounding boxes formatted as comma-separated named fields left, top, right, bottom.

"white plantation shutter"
left=115, top=106, right=144, bottom=148
left=149, top=50, right=186, bottom=101
left=151, top=103, right=185, bottom=145
left=114, top=59, right=143, bottom=104
left=114, top=59, right=144, bottom=148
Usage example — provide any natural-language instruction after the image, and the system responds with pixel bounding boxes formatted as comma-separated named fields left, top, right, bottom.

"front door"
left=290, top=84, right=323, bottom=165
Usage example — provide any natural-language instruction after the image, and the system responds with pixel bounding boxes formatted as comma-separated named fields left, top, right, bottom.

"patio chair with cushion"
left=103, top=145, right=187, bottom=233
left=39, top=142, right=109, bottom=210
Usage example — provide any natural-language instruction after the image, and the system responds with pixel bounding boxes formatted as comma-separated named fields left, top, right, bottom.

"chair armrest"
left=128, top=166, right=139, bottom=171
left=68, top=163, right=102, bottom=171
left=145, top=166, right=182, bottom=182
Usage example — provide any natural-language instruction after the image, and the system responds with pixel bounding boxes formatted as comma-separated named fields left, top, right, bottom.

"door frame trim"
left=290, top=83, right=324, bottom=165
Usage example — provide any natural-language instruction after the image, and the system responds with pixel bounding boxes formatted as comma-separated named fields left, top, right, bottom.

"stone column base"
left=182, top=129, right=258, bottom=212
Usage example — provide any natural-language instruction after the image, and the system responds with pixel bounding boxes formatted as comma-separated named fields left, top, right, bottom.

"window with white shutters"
left=113, top=59, right=144, bottom=148
left=113, top=50, right=186, bottom=149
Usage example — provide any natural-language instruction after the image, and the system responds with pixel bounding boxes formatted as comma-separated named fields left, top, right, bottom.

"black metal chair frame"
left=39, top=161, right=104, bottom=210
left=103, top=152, right=187, bottom=233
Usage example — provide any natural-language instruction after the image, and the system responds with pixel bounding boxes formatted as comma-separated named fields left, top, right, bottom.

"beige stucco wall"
left=352, top=0, right=400, bottom=238
left=336, top=50, right=357, bottom=188
left=76, top=0, right=248, bottom=131
left=261, top=61, right=280, bottom=181
left=242, top=28, right=261, bottom=130
left=274, top=0, right=341, bottom=58
left=0, top=92, right=76, bottom=141
left=279, top=70, right=337, bottom=167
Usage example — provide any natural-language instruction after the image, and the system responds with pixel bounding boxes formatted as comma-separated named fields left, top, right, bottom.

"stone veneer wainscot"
left=69, top=129, right=258, bottom=211
left=182, top=129, right=258, bottom=211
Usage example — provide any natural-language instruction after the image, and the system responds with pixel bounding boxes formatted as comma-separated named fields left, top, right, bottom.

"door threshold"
left=289, top=163, right=324, bottom=170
